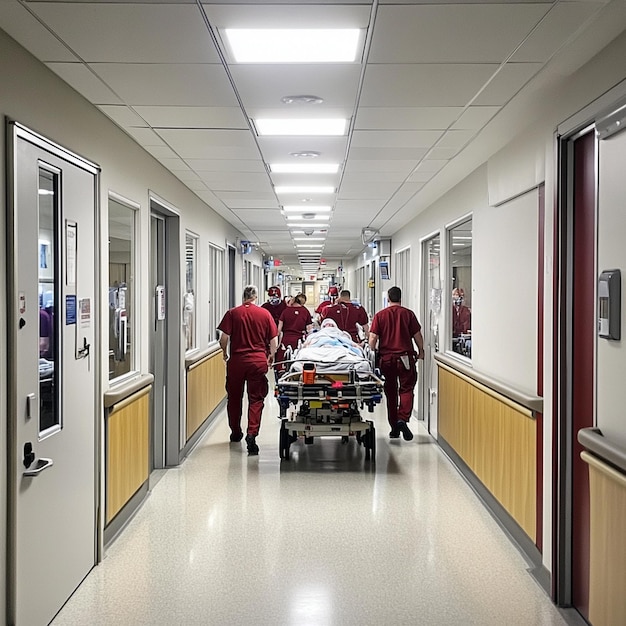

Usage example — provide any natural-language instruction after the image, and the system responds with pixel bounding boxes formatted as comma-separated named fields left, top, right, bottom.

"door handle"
left=26, top=393, right=36, bottom=419
left=23, top=457, right=53, bottom=477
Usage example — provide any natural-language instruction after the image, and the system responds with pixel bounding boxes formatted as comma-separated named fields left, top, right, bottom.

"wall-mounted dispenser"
left=598, top=269, right=621, bottom=340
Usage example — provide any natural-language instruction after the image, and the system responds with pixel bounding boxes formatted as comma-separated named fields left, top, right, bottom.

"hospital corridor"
left=51, top=400, right=567, bottom=626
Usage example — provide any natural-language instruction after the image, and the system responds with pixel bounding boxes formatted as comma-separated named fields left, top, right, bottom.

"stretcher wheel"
left=279, top=420, right=291, bottom=460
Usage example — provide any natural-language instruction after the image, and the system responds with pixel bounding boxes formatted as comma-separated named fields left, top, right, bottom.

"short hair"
left=243, top=285, right=257, bottom=301
left=387, top=286, right=402, bottom=303
left=340, top=289, right=351, bottom=299
left=295, top=293, right=306, bottom=305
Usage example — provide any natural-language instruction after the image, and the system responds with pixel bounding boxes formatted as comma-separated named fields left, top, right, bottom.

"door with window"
left=8, top=123, right=98, bottom=625
left=421, top=235, right=441, bottom=434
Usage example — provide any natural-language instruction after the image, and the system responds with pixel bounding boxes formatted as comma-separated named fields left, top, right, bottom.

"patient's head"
left=321, top=318, right=338, bottom=329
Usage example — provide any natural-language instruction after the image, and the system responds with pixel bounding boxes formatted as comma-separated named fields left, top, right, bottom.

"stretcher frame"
left=275, top=360, right=383, bottom=461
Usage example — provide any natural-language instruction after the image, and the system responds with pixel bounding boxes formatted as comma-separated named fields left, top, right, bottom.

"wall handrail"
left=185, top=345, right=222, bottom=371
left=104, top=373, right=154, bottom=409
left=578, top=427, right=626, bottom=476
left=434, top=353, right=543, bottom=415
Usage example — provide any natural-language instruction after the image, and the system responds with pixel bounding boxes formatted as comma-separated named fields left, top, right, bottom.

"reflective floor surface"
left=52, top=400, right=570, bottom=626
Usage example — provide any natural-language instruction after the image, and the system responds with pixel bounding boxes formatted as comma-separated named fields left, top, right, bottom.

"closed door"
left=8, top=124, right=98, bottom=625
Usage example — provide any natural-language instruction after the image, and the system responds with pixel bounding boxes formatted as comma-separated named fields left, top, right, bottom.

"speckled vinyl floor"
left=51, top=398, right=569, bottom=626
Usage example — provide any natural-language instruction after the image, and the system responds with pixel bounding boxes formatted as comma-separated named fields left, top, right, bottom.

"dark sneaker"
left=389, top=425, right=401, bottom=439
left=397, top=420, right=413, bottom=441
left=230, top=431, right=244, bottom=442
left=245, top=434, right=259, bottom=456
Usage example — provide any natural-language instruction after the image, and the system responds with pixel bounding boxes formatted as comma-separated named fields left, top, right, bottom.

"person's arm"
left=413, top=330, right=425, bottom=359
left=277, top=319, right=284, bottom=346
left=368, top=331, right=379, bottom=351
left=268, top=335, right=278, bottom=366
left=218, top=331, right=230, bottom=361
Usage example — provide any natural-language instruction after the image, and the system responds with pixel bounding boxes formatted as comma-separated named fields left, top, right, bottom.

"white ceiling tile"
left=133, top=106, right=247, bottom=129
left=186, top=159, right=266, bottom=173
left=123, top=127, right=166, bottom=146
left=342, top=171, right=408, bottom=184
left=220, top=199, right=280, bottom=210
left=407, top=171, right=435, bottom=183
left=511, top=2, right=605, bottom=63
left=29, top=3, right=220, bottom=63
left=369, top=4, right=551, bottom=63
left=361, top=64, right=498, bottom=107
left=257, top=137, right=348, bottom=162
left=344, top=160, right=418, bottom=174
left=45, top=63, right=123, bottom=105
left=451, top=106, right=500, bottom=130
left=436, top=130, right=476, bottom=148
left=214, top=191, right=277, bottom=201
left=355, top=107, right=464, bottom=130
left=337, top=182, right=399, bottom=199
left=334, top=200, right=386, bottom=212
left=0, top=2, right=77, bottom=62
left=98, top=105, right=147, bottom=127
left=427, top=147, right=458, bottom=160
left=473, top=62, right=544, bottom=105
left=415, top=160, right=448, bottom=174
left=230, top=64, right=361, bottom=110
left=159, top=158, right=190, bottom=171
left=156, top=129, right=260, bottom=160
left=91, top=64, right=239, bottom=106
left=348, top=147, right=429, bottom=161
left=144, top=145, right=180, bottom=160
left=351, top=130, right=442, bottom=149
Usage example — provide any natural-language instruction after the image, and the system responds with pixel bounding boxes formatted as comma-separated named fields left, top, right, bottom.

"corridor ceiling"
left=1, top=0, right=625, bottom=275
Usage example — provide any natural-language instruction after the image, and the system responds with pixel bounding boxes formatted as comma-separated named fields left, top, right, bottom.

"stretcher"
left=274, top=323, right=383, bottom=461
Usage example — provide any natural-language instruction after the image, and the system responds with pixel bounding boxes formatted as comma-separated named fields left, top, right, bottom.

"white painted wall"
left=597, top=128, right=626, bottom=450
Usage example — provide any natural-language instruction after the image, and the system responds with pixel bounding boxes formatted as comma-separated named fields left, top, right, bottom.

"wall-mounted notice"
left=66, top=221, right=77, bottom=286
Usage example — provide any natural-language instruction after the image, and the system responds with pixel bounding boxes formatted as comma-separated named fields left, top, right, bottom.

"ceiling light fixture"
left=275, top=186, right=335, bottom=194
left=224, top=29, right=361, bottom=63
left=293, top=237, right=325, bottom=241
left=255, top=119, right=347, bottom=136
left=270, top=163, right=339, bottom=174
left=289, top=151, right=321, bottom=159
left=281, top=95, right=324, bottom=105
left=287, top=223, right=328, bottom=229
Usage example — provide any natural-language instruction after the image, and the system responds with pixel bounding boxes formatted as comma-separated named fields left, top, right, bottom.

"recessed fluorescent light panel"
left=270, top=164, right=339, bottom=174
left=256, top=119, right=347, bottom=136
left=224, top=29, right=361, bottom=63
left=288, top=223, right=328, bottom=229
left=293, top=237, right=325, bottom=241
left=275, top=186, right=335, bottom=194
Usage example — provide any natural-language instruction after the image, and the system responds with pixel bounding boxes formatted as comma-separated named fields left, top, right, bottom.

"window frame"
left=107, top=193, right=139, bottom=383
left=208, top=242, right=226, bottom=345
left=184, top=230, right=199, bottom=353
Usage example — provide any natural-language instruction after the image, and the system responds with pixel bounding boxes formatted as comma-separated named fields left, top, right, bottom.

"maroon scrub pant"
left=379, top=353, right=417, bottom=427
left=226, top=355, right=269, bottom=437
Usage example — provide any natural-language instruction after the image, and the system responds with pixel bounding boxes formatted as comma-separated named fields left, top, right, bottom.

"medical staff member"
left=368, top=286, right=424, bottom=441
left=315, top=285, right=339, bottom=323
left=322, top=289, right=369, bottom=343
left=261, top=285, right=287, bottom=325
left=218, top=285, right=278, bottom=456
left=277, top=293, right=313, bottom=351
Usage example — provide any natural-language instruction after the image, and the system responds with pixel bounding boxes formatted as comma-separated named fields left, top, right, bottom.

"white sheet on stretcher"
left=288, top=326, right=371, bottom=376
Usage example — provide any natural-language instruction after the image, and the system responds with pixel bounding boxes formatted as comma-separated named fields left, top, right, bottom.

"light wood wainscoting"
left=106, top=386, right=151, bottom=524
left=582, top=451, right=626, bottom=626
left=186, top=350, right=226, bottom=441
left=438, top=366, right=536, bottom=542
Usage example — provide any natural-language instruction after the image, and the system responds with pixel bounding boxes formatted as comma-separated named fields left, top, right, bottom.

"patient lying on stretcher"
left=286, top=318, right=370, bottom=375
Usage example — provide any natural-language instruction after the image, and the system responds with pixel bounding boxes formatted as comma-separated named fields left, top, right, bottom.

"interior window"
left=448, top=218, right=472, bottom=358
left=108, top=198, right=136, bottom=380
left=184, top=232, right=198, bottom=351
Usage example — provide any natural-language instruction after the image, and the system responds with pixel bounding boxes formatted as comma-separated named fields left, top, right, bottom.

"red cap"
left=268, top=286, right=281, bottom=297
left=328, top=286, right=339, bottom=296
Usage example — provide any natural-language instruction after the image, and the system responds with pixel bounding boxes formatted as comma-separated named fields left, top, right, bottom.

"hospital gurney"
left=274, top=323, right=383, bottom=461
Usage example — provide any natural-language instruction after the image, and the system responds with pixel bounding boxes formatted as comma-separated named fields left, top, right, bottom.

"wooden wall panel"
left=186, top=351, right=226, bottom=440
left=106, top=388, right=150, bottom=524
left=583, top=452, right=626, bottom=626
left=439, top=367, right=536, bottom=541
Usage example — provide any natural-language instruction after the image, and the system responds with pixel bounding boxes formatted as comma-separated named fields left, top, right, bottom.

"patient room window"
left=448, top=217, right=472, bottom=359
left=184, top=232, right=198, bottom=352
left=108, top=197, right=136, bottom=381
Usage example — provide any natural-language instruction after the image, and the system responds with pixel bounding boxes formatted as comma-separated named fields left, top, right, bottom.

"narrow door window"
left=38, top=166, right=60, bottom=434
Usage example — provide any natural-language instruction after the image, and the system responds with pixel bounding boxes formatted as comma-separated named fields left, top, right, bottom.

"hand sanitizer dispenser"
left=598, top=269, right=621, bottom=340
